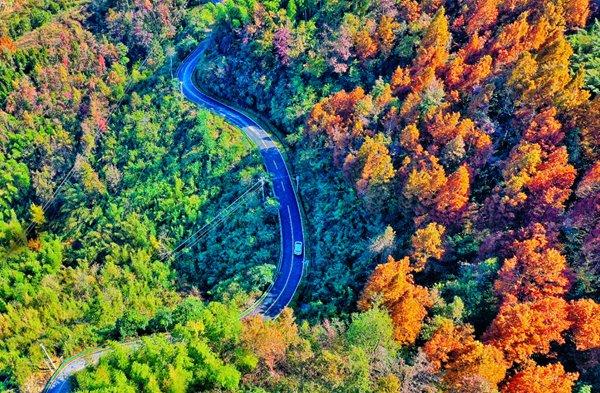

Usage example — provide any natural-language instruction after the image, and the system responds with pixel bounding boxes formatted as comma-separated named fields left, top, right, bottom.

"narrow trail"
left=42, top=34, right=305, bottom=393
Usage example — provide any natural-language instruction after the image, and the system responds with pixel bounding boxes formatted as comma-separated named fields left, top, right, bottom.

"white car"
left=293, top=241, right=303, bottom=256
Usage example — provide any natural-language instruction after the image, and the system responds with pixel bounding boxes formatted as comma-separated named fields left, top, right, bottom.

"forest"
left=1, top=0, right=600, bottom=392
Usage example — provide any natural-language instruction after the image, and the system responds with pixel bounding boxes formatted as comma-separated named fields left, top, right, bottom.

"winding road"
left=43, top=36, right=305, bottom=393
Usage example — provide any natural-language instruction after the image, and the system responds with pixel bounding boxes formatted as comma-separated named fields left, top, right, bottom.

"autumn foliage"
left=358, top=256, right=432, bottom=345
left=344, top=133, right=395, bottom=195
left=569, top=162, right=600, bottom=284
left=433, top=164, right=470, bottom=224
left=197, top=0, right=600, bottom=389
left=242, top=309, right=300, bottom=372
left=308, top=87, right=372, bottom=161
left=501, top=363, right=578, bottom=393
left=4, top=0, right=600, bottom=389
left=424, top=319, right=507, bottom=391
left=0, top=37, right=17, bottom=53
left=568, top=299, right=600, bottom=351
left=484, top=297, right=571, bottom=364
left=494, top=225, right=571, bottom=304
left=241, top=0, right=598, bottom=387
left=410, top=222, right=445, bottom=271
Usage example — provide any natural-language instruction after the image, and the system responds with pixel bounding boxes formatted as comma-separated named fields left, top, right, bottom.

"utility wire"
left=25, top=5, right=190, bottom=235
left=161, top=179, right=262, bottom=261
left=44, top=8, right=200, bottom=217
left=35, top=14, right=249, bottom=251
left=167, top=197, right=248, bottom=261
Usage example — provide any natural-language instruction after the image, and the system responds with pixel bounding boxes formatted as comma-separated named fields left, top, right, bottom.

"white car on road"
left=294, top=241, right=303, bottom=256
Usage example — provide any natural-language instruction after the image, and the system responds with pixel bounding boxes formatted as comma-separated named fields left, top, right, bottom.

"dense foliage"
left=0, top=1, right=277, bottom=390
left=0, top=0, right=80, bottom=40
left=196, top=0, right=600, bottom=391
left=2, top=0, right=600, bottom=392
left=76, top=304, right=443, bottom=392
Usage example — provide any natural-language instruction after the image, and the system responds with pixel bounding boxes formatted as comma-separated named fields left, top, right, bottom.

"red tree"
left=424, top=319, right=507, bottom=391
left=308, top=87, right=373, bottom=162
left=359, top=256, right=432, bottom=345
left=502, top=363, right=578, bottom=393
left=568, top=299, right=600, bottom=351
left=494, top=224, right=570, bottom=304
left=484, top=297, right=570, bottom=364
left=434, top=164, right=471, bottom=225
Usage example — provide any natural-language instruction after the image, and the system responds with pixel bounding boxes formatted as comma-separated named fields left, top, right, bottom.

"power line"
left=24, top=5, right=191, bottom=236
left=45, top=11, right=201, bottom=221
left=32, top=15, right=244, bottom=247
left=168, top=197, right=248, bottom=261
left=39, top=343, right=57, bottom=372
left=161, top=179, right=262, bottom=261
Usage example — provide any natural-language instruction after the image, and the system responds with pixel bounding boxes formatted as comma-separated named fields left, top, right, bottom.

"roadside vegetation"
left=1, top=0, right=600, bottom=392
left=196, top=0, right=600, bottom=391
left=0, top=1, right=276, bottom=390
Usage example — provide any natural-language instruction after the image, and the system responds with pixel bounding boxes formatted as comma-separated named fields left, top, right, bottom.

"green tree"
left=346, top=306, right=398, bottom=356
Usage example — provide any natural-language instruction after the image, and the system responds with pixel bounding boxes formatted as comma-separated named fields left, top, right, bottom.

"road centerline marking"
left=262, top=205, right=295, bottom=316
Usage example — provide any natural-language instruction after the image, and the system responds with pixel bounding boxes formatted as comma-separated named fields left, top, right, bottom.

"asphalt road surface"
left=43, top=37, right=305, bottom=393
left=178, top=40, right=305, bottom=318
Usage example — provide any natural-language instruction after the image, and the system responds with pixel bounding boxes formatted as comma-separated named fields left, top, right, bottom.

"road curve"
left=178, top=40, right=305, bottom=318
left=43, top=37, right=305, bottom=393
